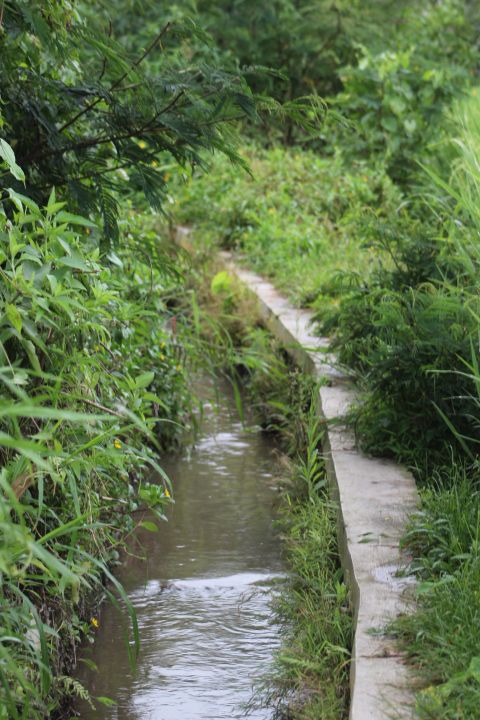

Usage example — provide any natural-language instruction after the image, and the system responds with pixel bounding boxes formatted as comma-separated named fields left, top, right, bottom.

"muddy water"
left=75, top=380, right=283, bottom=719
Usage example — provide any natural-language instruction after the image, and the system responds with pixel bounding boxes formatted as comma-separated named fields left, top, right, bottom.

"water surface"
left=75, top=379, right=283, bottom=719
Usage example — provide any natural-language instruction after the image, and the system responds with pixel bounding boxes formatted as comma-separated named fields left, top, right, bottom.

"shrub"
left=0, top=143, right=187, bottom=718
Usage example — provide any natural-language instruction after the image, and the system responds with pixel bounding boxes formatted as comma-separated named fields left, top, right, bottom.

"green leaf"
left=0, top=139, right=25, bottom=182
left=57, top=253, right=91, bottom=271
left=55, top=211, right=97, bottom=228
left=135, top=371, right=155, bottom=389
left=139, top=520, right=158, bottom=532
left=95, top=695, right=118, bottom=707
left=23, top=340, right=41, bottom=372
left=8, top=189, right=40, bottom=214
left=5, top=304, right=22, bottom=333
left=389, top=97, right=407, bottom=115
left=211, top=271, right=233, bottom=294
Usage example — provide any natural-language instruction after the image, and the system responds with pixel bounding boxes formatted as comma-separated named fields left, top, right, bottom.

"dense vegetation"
left=173, top=1, right=480, bottom=718
left=4, top=0, right=480, bottom=717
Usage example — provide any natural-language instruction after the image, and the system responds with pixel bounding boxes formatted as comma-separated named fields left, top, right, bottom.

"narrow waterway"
left=75, top=379, right=284, bottom=719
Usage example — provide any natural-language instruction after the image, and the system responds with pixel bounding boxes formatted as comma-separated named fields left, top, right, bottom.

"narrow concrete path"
left=177, top=228, right=419, bottom=719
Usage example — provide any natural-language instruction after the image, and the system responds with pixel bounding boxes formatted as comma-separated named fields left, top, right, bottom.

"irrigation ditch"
left=72, top=226, right=353, bottom=720
left=175, top=226, right=420, bottom=720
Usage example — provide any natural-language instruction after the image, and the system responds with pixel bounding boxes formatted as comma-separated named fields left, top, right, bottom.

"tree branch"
left=40, top=91, right=186, bottom=160
left=57, top=22, right=172, bottom=135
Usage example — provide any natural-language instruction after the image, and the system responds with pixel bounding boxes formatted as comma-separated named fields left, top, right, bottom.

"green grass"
left=172, top=145, right=398, bottom=308
left=392, top=470, right=480, bottom=719
left=270, top=429, right=351, bottom=720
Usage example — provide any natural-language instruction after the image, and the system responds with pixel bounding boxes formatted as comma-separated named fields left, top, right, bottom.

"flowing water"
left=74, top=379, right=284, bottom=720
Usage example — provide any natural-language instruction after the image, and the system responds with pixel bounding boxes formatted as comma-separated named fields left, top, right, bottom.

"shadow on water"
left=74, top=377, right=285, bottom=719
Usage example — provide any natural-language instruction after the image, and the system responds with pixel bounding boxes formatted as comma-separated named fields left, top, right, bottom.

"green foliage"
left=0, top=145, right=187, bottom=718
left=327, top=243, right=478, bottom=469
left=402, top=468, right=480, bottom=579
left=330, top=1, right=478, bottom=183
left=392, top=468, right=480, bottom=719
left=172, top=145, right=398, bottom=306
left=0, top=0, right=323, bottom=244
left=324, top=93, right=480, bottom=472
left=195, top=1, right=414, bottom=124
left=259, top=404, right=351, bottom=719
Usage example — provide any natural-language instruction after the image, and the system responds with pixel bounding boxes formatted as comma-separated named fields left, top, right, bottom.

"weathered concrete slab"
left=175, top=227, right=419, bottom=719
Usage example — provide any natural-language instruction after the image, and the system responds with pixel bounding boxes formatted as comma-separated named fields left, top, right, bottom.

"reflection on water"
left=74, top=379, right=283, bottom=719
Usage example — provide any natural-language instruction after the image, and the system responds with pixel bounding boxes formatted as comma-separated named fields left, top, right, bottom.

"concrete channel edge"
left=176, top=228, right=419, bottom=719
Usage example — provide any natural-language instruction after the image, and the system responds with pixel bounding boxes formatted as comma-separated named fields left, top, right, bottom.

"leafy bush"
left=0, top=143, right=187, bottom=718
left=326, top=213, right=479, bottom=469
left=322, top=91, right=480, bottom=471
left=329, top=1, right=478, bottom=184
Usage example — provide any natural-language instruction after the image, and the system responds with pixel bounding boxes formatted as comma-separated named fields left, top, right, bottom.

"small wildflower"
left=151, top=160, right=158, bottom=167
left=91, top=617, right=99, bottom=628
left=164, top=488, right=171, bottom=498
left=175, top=364, right=182, bottom=372
left=159, top=353, right=165, bottom=361
left=138, top=140, right=147, bottom=149
left=114, top=439, right=122, bottom=449
left=160, top=341, right=166, bottom=349
left=163, top=172, right=171, bottom=182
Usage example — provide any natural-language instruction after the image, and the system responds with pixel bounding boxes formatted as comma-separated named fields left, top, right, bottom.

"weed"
left=257, top=402, right=351, bottom=720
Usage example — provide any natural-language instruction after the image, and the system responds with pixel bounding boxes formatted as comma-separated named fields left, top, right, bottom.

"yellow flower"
left=160, top=341, right=166, bottom=349
left=159, top=353, right=165, bottom=361
left=151, top=160, right=158, bottom=167
left=164, top=488, right=171, bottom=498
left=138, top=140, right=147, bottom=149
left=163, top=172, right=171, bottom=182
left=114, top=439, right=122, bottom=449
left=175, top=364, right=182, bottom=372
left=91, top=617, right=99, bottom=628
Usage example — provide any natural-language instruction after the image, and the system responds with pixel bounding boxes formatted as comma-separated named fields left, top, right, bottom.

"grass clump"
left=270, top=410, right=351, bottom=720
left=392, top=470, right=480, bottom=719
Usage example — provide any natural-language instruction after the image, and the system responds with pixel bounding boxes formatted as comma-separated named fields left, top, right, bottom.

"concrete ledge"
left=176, top=228, right=419, bottom=719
